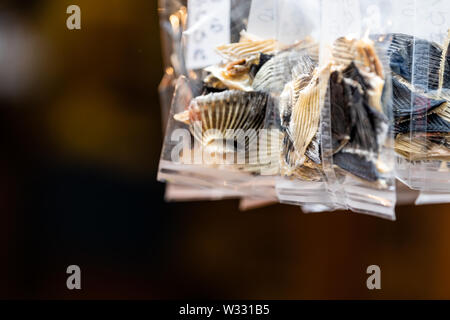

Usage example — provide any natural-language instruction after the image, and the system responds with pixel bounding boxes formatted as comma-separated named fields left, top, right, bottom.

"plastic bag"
left=156, top=0, right=449, bottom=217
left=157, top=0, right=283, bottom=201
left=318, top=0, right=397, bottom=219
left=260, top=0, right=339, bottom=209
left=391, top=0, right=450, bottom=192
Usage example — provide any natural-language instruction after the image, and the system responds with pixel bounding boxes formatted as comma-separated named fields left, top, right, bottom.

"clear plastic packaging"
left=269, top=0, right=338, bottom=209
left=157, top=0, right=282, bottom=200
left=392, top=0, right=450, bottom=192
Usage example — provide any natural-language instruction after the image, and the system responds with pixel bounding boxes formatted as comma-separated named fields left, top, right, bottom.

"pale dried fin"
left=289, top=65, right=331, bottom=165
left=216, top=39, right=277, bottom=61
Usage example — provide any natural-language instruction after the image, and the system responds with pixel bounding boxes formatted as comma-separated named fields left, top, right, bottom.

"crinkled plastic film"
left=158, top=0, right=244, bottom=202
left=393, top=0, right=450, bottom=192
left=319, top=0, right=397, bottom=219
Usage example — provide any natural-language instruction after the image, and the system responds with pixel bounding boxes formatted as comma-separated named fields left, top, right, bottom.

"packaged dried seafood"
left=158, top=0, right=245, bottom=202
left=158, top=0, right=283, bottom=200
left=317, top=0, right=397, bottom=219
left=158, top=0, right=339, bottom=206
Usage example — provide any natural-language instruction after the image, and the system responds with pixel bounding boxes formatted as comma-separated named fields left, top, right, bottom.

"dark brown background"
left=0, top=0, right=449, bottom=299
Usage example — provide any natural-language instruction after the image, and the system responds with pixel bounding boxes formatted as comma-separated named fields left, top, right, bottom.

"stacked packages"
left=157, top=0, right=450, bottom=220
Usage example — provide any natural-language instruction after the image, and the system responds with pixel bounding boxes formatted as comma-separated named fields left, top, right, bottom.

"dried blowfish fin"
left=287, top=65, right=331, bottom=168
left=279, top=73, right=312, bottom=127
left=174, top=90, right=270, bottom=153
left=438, top=30, right=450, bottom=92
left=395, top=133, right=450, bottom=161
left=422, top=114, right=450, bottom=134
left=328, top=70, right=352, bottom=152
left=242, top=129, right=283, bottom=175
left=216, top=39, right=277, bottom=61
left=329, top=63, right=388, bottom=155
left=204, top=64, right=253, bottom=92
left=204, top=53, right=273, bottom=92
left=394, top=108, right=450, bottom=135
left=392, top=74, right=447, bottom=120
left=327, top=57, right=389, bottom=182
left=333, top=152, right=379, bottom=182
left=253, top=50, right=316, bottom=95
left=334, top=38, right=385, bottom=114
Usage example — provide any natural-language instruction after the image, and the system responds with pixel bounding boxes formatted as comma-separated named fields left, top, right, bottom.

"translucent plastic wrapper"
left=390, top=0, right=450, bottom=192
left=158, top=0, right=243, bottom=202
left=318, top=0, right=397, bottom=219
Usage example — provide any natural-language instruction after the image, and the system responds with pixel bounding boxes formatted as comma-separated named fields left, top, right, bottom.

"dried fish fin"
left=395, top=133, right=450, bottom=161
left=305, top=130, right=322, bottom=165
left=249, top=53, right=274, bottom=79
left=329, top=62, right=387, bottom=155
left=204, top=65, right=253, bottom=91
left=392, top=73, right=447, bottom=121
left=288, top=66, right=331, bottom=167
left=174, top=91, right=270, bottom=155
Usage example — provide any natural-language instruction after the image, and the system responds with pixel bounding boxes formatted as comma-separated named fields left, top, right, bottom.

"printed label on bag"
left=185, top=0, right=230, bottom=70
left=247, top=0, right=277, bottom=39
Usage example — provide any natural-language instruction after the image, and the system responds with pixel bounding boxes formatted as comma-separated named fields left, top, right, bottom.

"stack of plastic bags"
left=157, top=0, right=450, bottom=220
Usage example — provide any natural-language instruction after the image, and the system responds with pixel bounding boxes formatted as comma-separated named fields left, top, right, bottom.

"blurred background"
left=1, top=0, right=450, bottom=299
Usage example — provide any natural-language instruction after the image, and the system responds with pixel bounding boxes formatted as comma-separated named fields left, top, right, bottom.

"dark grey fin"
left=394, top=112, right=450, bottom=135
left=373, top=33, right=450, bottom=91
left=333, top=152, right=379, bottom=182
